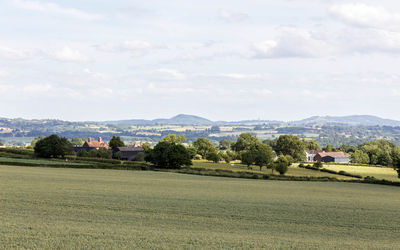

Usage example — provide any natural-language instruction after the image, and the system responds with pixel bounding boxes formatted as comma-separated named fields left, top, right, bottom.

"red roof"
left=317, top=152, right=349, bottom=158
left=83, top=137, right=109, bottom=149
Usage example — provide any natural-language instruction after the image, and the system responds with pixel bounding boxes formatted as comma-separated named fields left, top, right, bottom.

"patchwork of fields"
left=1, top=165, right=399, bottom=249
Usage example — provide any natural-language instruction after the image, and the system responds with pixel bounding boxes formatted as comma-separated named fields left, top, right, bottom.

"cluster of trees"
left=34, top=135, right=73, bottom=158
left=350, top=140, right=400, bottom=167
left=144, top=133, right=295, bottom=174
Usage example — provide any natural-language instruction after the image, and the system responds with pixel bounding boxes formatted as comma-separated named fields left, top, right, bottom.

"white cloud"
left=393, top=89, right=400, bottom=96
left=330, top=3, right=400, bottom=29
left=153, top=69, right=186, bottom=81
left=218, top=73, right=263, bottom=80
left=23, top=83, right=52, bottom=93
left=0, top=46, right=34, bottom=60
left=51, top=47, right=88, bottom=62
left=219, top=9, right=249, bottom=22
left=9, top=0, right=103, bottom=20
left=96, top=40, right=152, bottom=56
left=0, top=70, right=9, bottom=77
left=252, top=29, right=331, bottom=58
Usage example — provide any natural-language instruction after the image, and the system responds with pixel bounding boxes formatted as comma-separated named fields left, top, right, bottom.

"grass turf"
left=0, top=165, right=399, bottom=249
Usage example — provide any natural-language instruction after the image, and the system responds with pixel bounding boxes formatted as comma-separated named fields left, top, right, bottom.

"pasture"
left=192, top=161, right=358, bottom=180
left=323, top=164, right=399, bottom=181
left=1, top=165, right=399, bottom=249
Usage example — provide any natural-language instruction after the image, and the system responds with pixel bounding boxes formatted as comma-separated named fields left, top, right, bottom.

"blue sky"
left=1, top=0, right=400, bottom=121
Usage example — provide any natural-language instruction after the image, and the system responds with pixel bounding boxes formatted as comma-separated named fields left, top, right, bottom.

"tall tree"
left=161, top=134, right=186, bottom=144
left=252, top=142, right=275, bottom=171
left=274, top=135, right=305, bottom=162
left=109, top=136, right=125, bottom=150
left=34, top=135, right=73, bottom=158
left=232, top=133, right=259, bottom=152
left=145, top=141, right=192, bottom=169
left=193, top=138, right=217, bottom=159
left=324, top=144, right=333, bottom=152
left=302, top=139, right=321, bottom=151
left=351, top=150, right=370, bottom=164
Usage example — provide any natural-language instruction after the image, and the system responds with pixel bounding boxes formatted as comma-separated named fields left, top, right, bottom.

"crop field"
left=1, top=165, right=399, bottom=249
left=323, top=164, right=399, bottom=181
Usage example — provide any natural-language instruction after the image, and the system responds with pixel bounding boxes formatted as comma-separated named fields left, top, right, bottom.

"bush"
left=206, top=151, right=220, bottom=163
left=133, top=152, right=145, bottom=162
left=313, top=161, right=323, bottom=169
left=274, top=155, right=289, bottom=175
left=298, top=163, right=305, bottom=168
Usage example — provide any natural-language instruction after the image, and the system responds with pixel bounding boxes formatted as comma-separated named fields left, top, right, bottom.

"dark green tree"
left=145, top=141, right=192, bottom=169
left=252, top=142, right=275, bottom=171
left=351, top=150, right=370, bottom=164
left=241, top=150, right=255, bottom=168
left=324, top=144, right=333, bottom=152
left=232, top=133, right=259, bottom=152
left=392, top=147, right=400, bottom=178
left=219, top=139, right=234, bottom=150
left=302, top=139, right=321, bottom=151
left=109, top=136, right=125, bottom=150
left=34, top=134, right=73, bottom=158
left=193, top=138, right=217, bottom=159
left=274, top=135, right=305, bottom=162
left=206, top=151, right=221, bottom=163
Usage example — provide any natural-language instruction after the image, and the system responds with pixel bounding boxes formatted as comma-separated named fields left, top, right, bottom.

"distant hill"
left=292, top=115, right=400, bottom=126
left=103, top=114, right=214, bottom=125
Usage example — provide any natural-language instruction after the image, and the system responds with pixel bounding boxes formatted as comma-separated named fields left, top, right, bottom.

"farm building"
left=83, top=137, right=109, bottom=150
left=113, top=146, right=145, bottom=161
left=305, top=150, right=324, bottom=161
left=314, top=152, right=350, bottom=163
left=73, top=137, right=109, bottom=153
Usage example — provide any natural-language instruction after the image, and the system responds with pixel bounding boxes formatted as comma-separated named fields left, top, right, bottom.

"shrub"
left=206, top=151, right=221, bottom=163
left=298, top=163, right=305, bottom=168
left=274, top=155, right=289, bottom=175
left=133, top=152, right=145, bottom=162
left=313, top=161, right=323, bottom=169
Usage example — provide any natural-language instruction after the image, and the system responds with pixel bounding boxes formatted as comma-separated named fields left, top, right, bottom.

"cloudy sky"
left=1, top=0, right=400, bottom=121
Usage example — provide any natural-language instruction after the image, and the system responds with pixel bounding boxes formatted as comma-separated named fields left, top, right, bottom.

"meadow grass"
left=192, top=161, right=357, bottom=180
left=1, top=165, right=399, bottom=249
left=323, top=164, right=398, bottom=181
left=0, top=157, right=90, bottom=167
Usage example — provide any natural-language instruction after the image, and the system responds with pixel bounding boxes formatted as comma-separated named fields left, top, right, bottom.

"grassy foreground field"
left=1, top=165, right=399, bottom=249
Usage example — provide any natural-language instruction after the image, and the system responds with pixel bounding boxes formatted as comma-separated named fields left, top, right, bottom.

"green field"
left=192, top=161, right=358, bottom=180
left=1, top=165, right=399, bottom=249
left=323, top=164, right=399, bottom=181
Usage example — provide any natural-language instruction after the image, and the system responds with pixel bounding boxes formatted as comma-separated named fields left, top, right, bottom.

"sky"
left=1, top=0, right=400, bottom=121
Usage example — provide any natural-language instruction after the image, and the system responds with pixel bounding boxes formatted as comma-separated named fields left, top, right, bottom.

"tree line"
left=30, top=133, right=400, bottom=178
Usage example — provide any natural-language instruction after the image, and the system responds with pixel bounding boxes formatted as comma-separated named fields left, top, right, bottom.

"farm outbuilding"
left=314, top=152, right=350, bottom=163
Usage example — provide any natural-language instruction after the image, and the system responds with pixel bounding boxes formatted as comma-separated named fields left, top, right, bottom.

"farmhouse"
left=83, top=137, right=109, bottom=150
left=314, top=152, right=351, bottom=163
left=73, top=137, right=109, bottom=153
left=113, top=145, right=144, bottom=161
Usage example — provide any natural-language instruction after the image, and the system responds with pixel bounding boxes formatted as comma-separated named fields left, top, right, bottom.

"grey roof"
left=116, top=146, right=144, bottom=152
